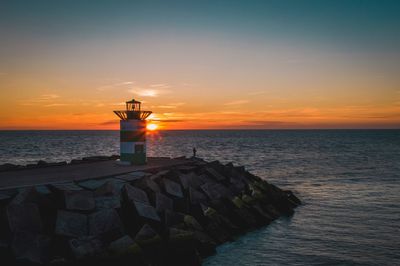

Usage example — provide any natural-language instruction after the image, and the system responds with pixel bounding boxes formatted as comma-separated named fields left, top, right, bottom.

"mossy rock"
left=232, top=196, right=245, bottom=209
left=184, top=215, right=204, bottom=231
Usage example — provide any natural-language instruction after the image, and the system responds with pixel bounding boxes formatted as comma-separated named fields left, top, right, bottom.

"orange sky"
left=1, top=2, right=399, bottom=130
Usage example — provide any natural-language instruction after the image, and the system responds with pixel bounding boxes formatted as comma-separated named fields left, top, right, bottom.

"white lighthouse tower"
left=114, top=99, right=152, bottom=165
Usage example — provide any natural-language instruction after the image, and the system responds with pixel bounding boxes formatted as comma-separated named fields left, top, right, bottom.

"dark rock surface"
left=0, top=157, right=300, bottom=265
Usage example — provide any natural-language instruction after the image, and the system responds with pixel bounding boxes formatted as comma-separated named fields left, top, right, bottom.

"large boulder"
left=64, top=190, right=95, bottom=211
left=55, top=210, right=87, bottom=238
left=162, top=179, right=183, bottom=198
left=155, top=192, right=173, bottom=213
left=166, top=228, right=201, bottom=266
left=134, top=224, right=164, bottom=264
left=88, top=209, right=124, bottom=241
left=11, top=230, right=50, bottom=264
left=178, top=172, right=203, bottom=190
left=69, top=236, right=103, bottom=259
left=122, top=184, right=150, bottom=204
left=7, top=203, right=43, bottom=233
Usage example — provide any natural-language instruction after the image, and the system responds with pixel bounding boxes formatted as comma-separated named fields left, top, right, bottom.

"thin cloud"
left=44, top=103, right=70, bottom=107
left=150, top=83, right=171, bottom=89
left=96, top=81, right=134, bottom=91
left=224, top=100, right=250, bottom=106
left=20, top=94, right=61, bottom=105
left=248, top=91, right=267, bottom=96
left=128, top=88, right=171, bottom=97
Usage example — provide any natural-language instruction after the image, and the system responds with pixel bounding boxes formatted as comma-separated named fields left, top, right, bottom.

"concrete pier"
left=0, top=157, right=187, bottom=190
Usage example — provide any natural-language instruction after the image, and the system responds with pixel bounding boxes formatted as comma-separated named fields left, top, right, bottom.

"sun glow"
left=147, top=123, right=158, bottom=131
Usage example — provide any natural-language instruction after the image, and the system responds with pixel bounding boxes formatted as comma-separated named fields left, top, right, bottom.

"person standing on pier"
left=193, top=147, right=197, bottom=158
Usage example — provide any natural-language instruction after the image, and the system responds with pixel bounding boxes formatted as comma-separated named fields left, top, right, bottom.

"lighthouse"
left=114, top=99, right=152, bottom=165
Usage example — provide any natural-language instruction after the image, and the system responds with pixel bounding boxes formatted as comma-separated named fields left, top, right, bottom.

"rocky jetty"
left=0, top=158, right=300, bottom=265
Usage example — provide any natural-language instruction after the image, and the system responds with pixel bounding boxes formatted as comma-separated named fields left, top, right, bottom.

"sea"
left=0, top=130, right=399, bottom=265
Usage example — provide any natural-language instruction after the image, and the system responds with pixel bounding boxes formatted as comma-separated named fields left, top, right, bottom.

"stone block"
left=164, top=210, right=184, bottom=228
left=202, top=182, right=233, bottom=200
left=108, top=235, right=142, bottom=256
left=51, top=182, right=83, bottom=192
left=7, top=203, right=43, bottom=233
left=95, top=196, right=121, bottom=209
left=205, top=167, right=226, bottom=181
left=77, top=178, right=111, bottom=191
left=189, top=187, right=208, bottom=205
left=55, top=210, right=87, bottom=237
left=145, top=179, right=161, bottom=193
left=163, top=179, right=183, bottom=198
left=133, top=201, right=160, bottom=222
left=134, top=224, right=162, bottom=248
left=155, top=192, right=173, bottom=213
left=11, top=230, right=50, bottom=264
left=64, top=190, right=95, bottom=211
left=10, top=187, right=40, bottom=205
left=88, top=209, right=124, bottom=240
left=179, top=172, right=203, bottom=190
left=94, top=178, right=126, bottom=197
left=115, top=171, right=149, bottom=182
left=69, top=236, right=103, bottom=259
left=123, top=184, right=149, bottom=204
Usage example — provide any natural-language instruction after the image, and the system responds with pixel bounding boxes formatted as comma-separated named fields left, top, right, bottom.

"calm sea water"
left=0, top=130, right=399, bottom=265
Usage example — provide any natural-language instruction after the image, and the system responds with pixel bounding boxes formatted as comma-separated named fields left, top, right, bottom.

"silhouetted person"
left=193, top=147, right=197, bottom=158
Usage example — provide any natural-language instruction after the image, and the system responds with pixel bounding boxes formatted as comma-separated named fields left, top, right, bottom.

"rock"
left=184, top=215, right=204, bottom=231
left=37, top=160, right=47, bottom=166
left=95, top=196, right=121, bottom=209
left=189, top=187, right=208, bottom=205
left=55, top=210, right=87, bottom=237
left=69, top=236, right=103, bottom=259
left=108, top=235, right=142, bottom=257
left=77, top=178, right=111, bottom=191
left=179, top=172, right=203, bottom=190
left=163, top=179, right=183, bottom=198
left=166, top=228, right=201, bottom=266
left=82, top=156, right=110, bottom=162
left=204, top=167, right=226, bottom=181
left=122, top=184, right=150, bottom=204
left=115, top=171, right=149, bottom=182
left=64, top=190, right=95, bottom=211
left=200, top=182, right=232, bottom=200
left=51, top=182, right=83, bottom=192
left=193, top=230, right=216, bottom=257
left=10, top=187, right=40, bottom=205
left=0, top=163, right=20, bottom=172
left=134, top=224, right=164, bottom=264
left=133, top=201, right=161, bottom=222
left=94, top=178, right=126, bottom=197
left=164, top=210, right=185, bottom=228
left=144, top=179, right=161, bottom=193
left=11, top=230, right=50, bottom=264
left=155, top=192, right=173, bottom=213
left=176, top=165, right=197, bottom=173
left=35, top=185, right=52, bottom=195
left=7, top=203, right=43, bottom=233
left=88, top=209, right=124, bottom=241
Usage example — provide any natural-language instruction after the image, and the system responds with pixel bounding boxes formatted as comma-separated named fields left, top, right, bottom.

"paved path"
left=0, top=157, right=188, bottom=190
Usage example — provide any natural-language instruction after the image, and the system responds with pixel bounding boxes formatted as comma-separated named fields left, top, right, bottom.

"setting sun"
left=147, top=123, right=158, bottom=131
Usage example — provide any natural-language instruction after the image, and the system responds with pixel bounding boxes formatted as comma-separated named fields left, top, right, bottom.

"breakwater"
left=0, top=156, right=300, bottom=265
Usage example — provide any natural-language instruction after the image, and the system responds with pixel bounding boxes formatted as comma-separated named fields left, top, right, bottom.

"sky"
left=0, top=0, right=399, bottom=130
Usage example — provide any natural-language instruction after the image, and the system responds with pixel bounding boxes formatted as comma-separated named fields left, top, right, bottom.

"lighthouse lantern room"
left=114, top=99, right=152, bottom=165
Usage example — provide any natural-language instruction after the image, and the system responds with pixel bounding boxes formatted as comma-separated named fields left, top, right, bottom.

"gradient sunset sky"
left=0, top=0, right=399, bottom=129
